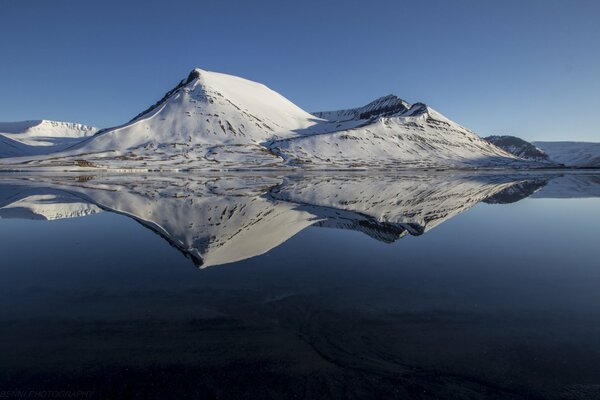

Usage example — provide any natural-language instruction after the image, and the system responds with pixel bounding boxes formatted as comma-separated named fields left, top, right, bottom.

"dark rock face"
left=356, top=95, right=411, bottom=119
left=186, top=69, right=202, bottom=83
left=404, top=103, right=429, bottom=117
left=485, top=135, right=549, bottom=161
left=128, top=69, right=202, bottom=123
left=313, top=95, right=412, bottom=121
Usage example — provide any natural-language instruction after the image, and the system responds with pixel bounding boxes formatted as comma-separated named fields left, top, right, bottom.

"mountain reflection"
left=1, top=173, right=597, bottom=267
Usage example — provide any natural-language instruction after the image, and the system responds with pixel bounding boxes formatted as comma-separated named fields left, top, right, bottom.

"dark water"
left=0, top=172, right=599, bottom=399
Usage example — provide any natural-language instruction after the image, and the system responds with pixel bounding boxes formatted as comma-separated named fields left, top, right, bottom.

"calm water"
left=0, top=172, right=599, bottom=399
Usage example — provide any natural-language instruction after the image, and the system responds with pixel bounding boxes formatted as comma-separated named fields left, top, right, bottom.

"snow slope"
left=533, top=141, right=600, bottom=167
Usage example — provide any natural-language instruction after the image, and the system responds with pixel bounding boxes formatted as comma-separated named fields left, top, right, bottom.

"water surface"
left=1, top=172, right=599, bottom=399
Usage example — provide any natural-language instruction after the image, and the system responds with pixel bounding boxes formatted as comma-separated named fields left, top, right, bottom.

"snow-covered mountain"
left=0, top=120, right=97, bottom=157
left=484, top=135, right=550, bottom=161
left=0, top=120, right=97, bottom=142
left=482, top=136, right=600, bottom=168
left=0, top=68, right=538, bottom=170
left=533, top=141, right=600, bottom=168
left=76, top=68, right=321, bottom=150
left=271, top=102, right=524, bottom=168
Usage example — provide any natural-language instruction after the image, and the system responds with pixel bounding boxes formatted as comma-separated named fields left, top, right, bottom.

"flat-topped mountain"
left=0, top=120, right=96, bottom=140
left=533, top=141, right=600, bottom=168
left=0, top=120, right=97, bottom=157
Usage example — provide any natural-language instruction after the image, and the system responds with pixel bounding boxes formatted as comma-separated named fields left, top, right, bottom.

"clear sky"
left=1, top=0, right=599, bottom=141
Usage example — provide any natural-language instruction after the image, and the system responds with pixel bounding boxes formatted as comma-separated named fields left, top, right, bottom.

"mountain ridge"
left=313, top=94, right=412, bottom=121
left=0, top=68, right=554, bottom=170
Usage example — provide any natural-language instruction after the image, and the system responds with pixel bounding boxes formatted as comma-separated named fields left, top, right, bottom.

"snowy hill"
left=0, top=68, right=537, bottom=170
left=533, top=141, right=600, bottom=168
left=0, top=120, right=96, bottom=142
left=484, top=135, right=550, bottom=161
left=271, top=102, right=524, bottom=168
left=0, top=120, right=97, bottom=157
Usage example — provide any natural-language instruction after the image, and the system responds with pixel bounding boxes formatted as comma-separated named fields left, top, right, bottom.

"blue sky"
left=1, top=0, right=599, bottom=141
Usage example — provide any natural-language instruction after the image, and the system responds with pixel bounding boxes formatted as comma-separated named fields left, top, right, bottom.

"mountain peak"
left=128, top=68, right=209, bottom=122
left=368, top=94, right=402, bottom=103
left=313, top=94, right=411, bottom=122
left=357, top=95, right=411, bottom=119
left=85, top=67, right=320, bottom=151
left=186, top=68, right=204, bottom=83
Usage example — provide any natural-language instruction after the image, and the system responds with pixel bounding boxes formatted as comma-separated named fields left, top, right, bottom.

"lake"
left=0, top=172, right=599, bottom=399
